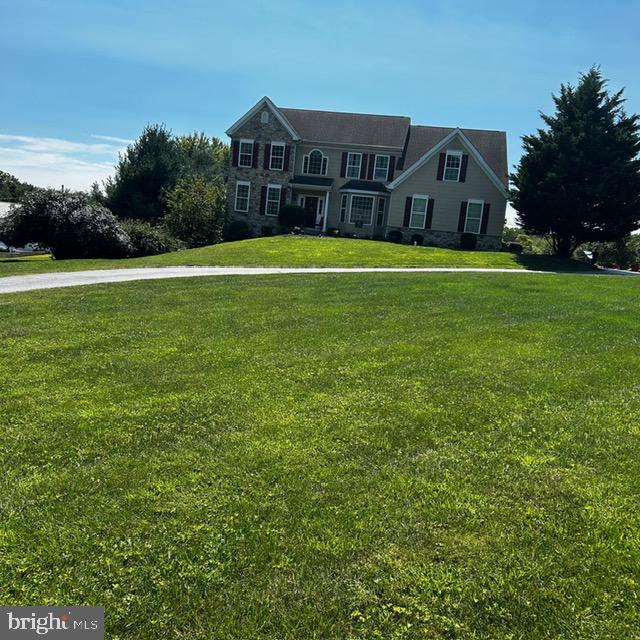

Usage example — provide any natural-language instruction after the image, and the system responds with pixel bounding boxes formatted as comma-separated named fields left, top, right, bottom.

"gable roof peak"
left=225, top=96, right=300, bottom=140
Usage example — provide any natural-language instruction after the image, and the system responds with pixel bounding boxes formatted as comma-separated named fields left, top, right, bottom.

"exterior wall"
left=386, top=134, right=506, bottom=249
left=226, top=106, right=296, bottom=233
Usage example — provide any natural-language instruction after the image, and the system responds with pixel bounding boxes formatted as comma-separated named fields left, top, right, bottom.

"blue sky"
left=1, top=0, right=638, bottom=224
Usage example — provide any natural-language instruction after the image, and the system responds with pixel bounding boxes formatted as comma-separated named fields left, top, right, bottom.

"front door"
left=304, top=196, right=319, bottom=228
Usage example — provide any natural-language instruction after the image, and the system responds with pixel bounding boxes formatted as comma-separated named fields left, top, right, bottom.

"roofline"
left=388, top=128, right=508, bottom=195
left=280, top=106, right=411, bottom=120
left=297, top=139, right=405, bottom=151
left=225, top=96, right=300, bottom=140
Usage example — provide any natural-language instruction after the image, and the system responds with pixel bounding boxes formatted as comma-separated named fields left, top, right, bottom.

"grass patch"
left=1, top=273, right=638, bottom=638
left=0, top=235, right=590, bottom=277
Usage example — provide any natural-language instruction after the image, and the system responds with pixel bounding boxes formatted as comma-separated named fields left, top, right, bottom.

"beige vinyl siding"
left=294, top=143, right=399, bottom=230
left=388, top=135, right=507, bottom=237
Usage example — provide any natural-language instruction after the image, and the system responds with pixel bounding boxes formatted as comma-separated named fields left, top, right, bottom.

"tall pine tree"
left=511, top=68, right=640, bottom=257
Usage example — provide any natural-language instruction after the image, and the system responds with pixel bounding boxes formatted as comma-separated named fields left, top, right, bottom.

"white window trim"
left=265, top=183, right=282, bottom=217
left=373, top=155, right=390, bottom=181
left=348, top=194, right=374, bottom=226
left=409, top=194, right=429, bottom=229
left=234, top=181, right=250, bottom=212
left=443, top=150, right=463, bottom=182
left=303, top=148, right=328, bottom=176
left=239, top=138, right=255, bottom=168
left=346, top=152, right=362, bottom=178
left=260, top=111, right=269, bottom=124
left=464, top=199, right=484, bottom=234
left=376, top=197, right=386, bottom=226
left=269, top=142, right=285, bottom=171
left=340, top=194, right=348, bottom=222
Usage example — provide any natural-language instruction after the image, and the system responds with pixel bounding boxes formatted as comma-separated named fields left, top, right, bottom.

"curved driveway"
left=0, top=265, right=636, bottom=294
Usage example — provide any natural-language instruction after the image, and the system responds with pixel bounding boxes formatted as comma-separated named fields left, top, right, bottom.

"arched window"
left=260, top=111, right=269, bottom=124
left=303, top=149, right=328, bottom=175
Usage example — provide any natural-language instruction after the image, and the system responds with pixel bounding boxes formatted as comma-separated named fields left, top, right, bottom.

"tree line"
left=1, top=67, right=639, bottom=261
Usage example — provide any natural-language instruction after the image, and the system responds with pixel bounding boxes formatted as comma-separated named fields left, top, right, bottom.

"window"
left=410, top=195, right=428, bottom=229
left=303, top=149, right=328, bottom=175
left=266, top=184, right=281, bottom=216
left=239, top=140, right=254, bottom=168
left=444, top=151, right=462, bottom=181
left=373, top=155, right=390, bottom=181
left=346, top=153, right=362, bottom=178
left=270, top=143, right=285, bottom=170
left=234, top=181, right=250, bottom=212
left=349, top=195, right=374, bottom=226
left=376, top=198, right=386, bottom=226
left=261, top=111, right=269, bottom=124
left=340, top=194, right=348, bottom=222
left=465, top=200, right=483, bottom=234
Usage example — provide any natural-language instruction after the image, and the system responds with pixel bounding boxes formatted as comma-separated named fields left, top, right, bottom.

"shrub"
left=261, top=226, right=274, bottom=237
left=278, top=204, right=306, bottom=228
left=327, top=227, right=340, bottom=237
left=372, top=234, right=386, bottom=242
left=460, top=232, right=477, bottom=250
left=387, top=230, right=403, bottom=243
left=224, top=219, right=253, bottom=242
left=120, top=219, right=183, bottom=257
left=0, top=189, right=130, bottom=259
left=507, top=242, right=524, bottom=254
left=165, top=176, right=225, bottom=248
left=410, top=234, right=424, bottom=246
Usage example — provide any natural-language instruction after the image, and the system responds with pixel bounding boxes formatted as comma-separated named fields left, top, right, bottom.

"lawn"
left=0, top=235, right=590, bottom=277
left=1, top=272, right=638, bottom=639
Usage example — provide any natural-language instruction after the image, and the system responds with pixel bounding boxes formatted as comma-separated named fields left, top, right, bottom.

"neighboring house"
left=225, top=97, right=508, bottom=250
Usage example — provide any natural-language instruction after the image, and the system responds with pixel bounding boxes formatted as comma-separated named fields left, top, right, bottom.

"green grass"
left=0, top=235, right=590, bottom=277
left=1, top=272, right=638, bottom=639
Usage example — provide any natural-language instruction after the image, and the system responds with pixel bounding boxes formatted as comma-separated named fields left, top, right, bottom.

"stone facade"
left=386, top=227, right=502, bottom=250
left=226, top=108, right=296, bottom=235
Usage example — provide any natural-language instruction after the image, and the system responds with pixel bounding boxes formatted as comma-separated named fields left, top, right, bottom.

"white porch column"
left=322, top=190, right=330, bottom=232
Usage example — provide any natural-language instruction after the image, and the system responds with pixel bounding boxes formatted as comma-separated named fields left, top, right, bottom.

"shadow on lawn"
left=513, top=253, right=593, bottom=272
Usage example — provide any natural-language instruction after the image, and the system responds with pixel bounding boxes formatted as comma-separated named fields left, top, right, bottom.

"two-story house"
left=225, top=97, right=508, bottom=250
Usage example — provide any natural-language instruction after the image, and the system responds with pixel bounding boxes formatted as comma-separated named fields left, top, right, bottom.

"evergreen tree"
left=104, top=124, right=180, bottom=222
left=511, top=68, right=640, bottom=257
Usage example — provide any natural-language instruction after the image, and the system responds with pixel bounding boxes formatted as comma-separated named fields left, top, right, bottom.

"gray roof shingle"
left=275, top=102, right=507, bottom=187
left=401, top=125, right=508, bottom=187
left=279, top=107, right=410, bottom=148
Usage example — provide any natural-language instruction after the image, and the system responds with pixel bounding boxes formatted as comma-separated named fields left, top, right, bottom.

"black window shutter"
left=359, top=155, right=368, bottom=180
left=367, top=155, right=375, bottom=180
left=264, top=144, right=271, bottom=170
left=480, top=203, right=491, bottom=234
left=403, top=196, right=412, bottom=227
left=340, top=152, right=347, bottom=178
left=388, top=157, right=396, bottom=181
left=260, top=186, right=267, bottom=215
left=425, top=198, right=434, bottom=229
left=457, top=201, right=468, bottom=232
left=280, top=187, right=287, bottom=209
left=231, top=140, right=239, bottom=167
left=252, top=143, right=259, bottom=169
left=283, top=146, right=290, bottom=171
left=459, top=154, right=469, bottom=182
left=437, top=153, right=446, bottom=180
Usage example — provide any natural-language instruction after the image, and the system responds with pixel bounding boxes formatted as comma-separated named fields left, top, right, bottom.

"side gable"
left=390, top=128, right=508, bottom=196
left=225, top=96, right=300, bottom=140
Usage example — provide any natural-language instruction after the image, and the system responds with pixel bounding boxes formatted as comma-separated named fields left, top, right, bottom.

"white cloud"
left=0, top=133, right=129, bottom=191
